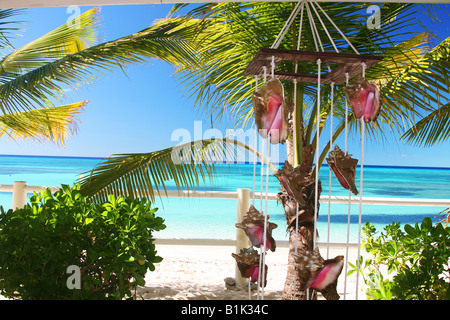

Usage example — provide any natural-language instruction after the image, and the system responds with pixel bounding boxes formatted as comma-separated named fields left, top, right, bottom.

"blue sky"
left=0, top=3, right=450, bottom=168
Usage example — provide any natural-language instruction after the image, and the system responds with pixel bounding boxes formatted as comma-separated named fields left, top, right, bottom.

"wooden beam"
left=244, top=48, right=383, bottom=84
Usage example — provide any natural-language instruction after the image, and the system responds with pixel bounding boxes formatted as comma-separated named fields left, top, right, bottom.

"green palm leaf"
left=0, top=9, right=25, bottom=51
left=0, top=7, right=100, bottom=75
left=0, top=101, right=86, bottom=145
left=78, top=138, right=276, bottom=203
left=0, top=17, right=203, bottom=116
left=401, top=103, right=450, bottom=147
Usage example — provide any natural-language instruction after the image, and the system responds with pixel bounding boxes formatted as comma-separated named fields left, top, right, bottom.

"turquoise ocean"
left=1, top=154, right=449, bottom=243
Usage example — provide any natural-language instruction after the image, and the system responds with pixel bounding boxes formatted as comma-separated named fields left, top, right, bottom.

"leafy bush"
left=0, top=185, right=165, bottom=300
left=349, top=217, right=450, bottom=300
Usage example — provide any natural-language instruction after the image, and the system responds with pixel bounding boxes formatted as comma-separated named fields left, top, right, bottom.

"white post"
left=235, top=188, right=251, bottom=288
left=12, top=181, right=27, bottom=210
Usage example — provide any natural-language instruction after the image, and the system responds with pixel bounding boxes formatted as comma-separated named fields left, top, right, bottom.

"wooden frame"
left=243, top=48, right=383, bottom=85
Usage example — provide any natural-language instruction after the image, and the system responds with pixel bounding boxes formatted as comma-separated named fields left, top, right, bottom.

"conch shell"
left=253, top=78, right=289, bottom=144
left=343, top=75, right=381, bottom=122
left=326, top=145, right=358, bottom=195
left=236, top=205, right=277, bottom=252
left=294, top=248, right=344, bottom=300
left=232, top=247, right=267, bottom=287
left=274, top=161, right=315, bottom=206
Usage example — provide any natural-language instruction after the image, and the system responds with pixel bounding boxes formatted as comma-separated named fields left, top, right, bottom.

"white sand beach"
left=136, top=239, right=367, bottom=300
left=0, top=239, right=367, bottom=301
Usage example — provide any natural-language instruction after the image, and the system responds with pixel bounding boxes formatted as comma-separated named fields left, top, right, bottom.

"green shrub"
left=349, top=217, right=450, bottom=300
left=0, top=185, right=165, bottom=300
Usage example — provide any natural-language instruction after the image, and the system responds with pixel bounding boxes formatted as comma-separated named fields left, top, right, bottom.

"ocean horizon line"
left=1, top=153, right=449, bottom=171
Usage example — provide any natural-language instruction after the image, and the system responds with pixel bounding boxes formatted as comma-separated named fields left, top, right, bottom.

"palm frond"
left=0, top=7, right=100, bottom=75
left=401, top=102, right=450, bottom=147
left=0, top=101, right=86, bottom=146
left=0, top=9, right=25, bottom=51
left=78, top=138, right=276, bottom=203
left=0, top=13, right=200, bottom=116
left=380, top=35, right=450, bottom=143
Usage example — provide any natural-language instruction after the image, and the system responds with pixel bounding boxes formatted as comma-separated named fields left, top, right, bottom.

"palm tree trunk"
left=281, top=224, right=318, bottom=300
left=279, top=180, right=322, bottom=300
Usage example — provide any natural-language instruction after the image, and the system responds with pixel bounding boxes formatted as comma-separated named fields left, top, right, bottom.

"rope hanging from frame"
left=239, top=0, right=383, bottom=300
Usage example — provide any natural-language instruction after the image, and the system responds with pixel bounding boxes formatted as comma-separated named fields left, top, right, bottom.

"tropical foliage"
left=79, top=138, right=276, bottom=203
left=350, top=218, right=450, bottom=300
left=0, top=185, right=165, bottom=300
left=0, top=7, right=200, bottom=145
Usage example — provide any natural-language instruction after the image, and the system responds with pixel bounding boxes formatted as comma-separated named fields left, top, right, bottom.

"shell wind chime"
left=235, top=0, right=384, bottom=300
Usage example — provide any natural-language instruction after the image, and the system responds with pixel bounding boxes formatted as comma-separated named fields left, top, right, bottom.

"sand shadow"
left=135, top=285, right=283, bottom=300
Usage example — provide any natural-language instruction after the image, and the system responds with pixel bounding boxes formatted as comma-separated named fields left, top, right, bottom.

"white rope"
left=261, top=57, right=276, bottom=299
left=259, top=68, right=267, bottom=212
left=343, top=72, right=351, bottom=299
left=252, top=76, right=258, bottom=206
left=250, top=76, right=258, bottom=300
left=344, top=72, right=350, bottom=154
left=259, top=133, right=265, bottom=220
left=257, top=136, right=265, bottom=300
left=312, top=0, right=360, bottom=55
left=305, top=2, right=320, bottom=52
left=310, top=2, right=339, bottom=53
left=271, top=56, right=275, bottom=78
left=261, top=137, right=271, bottom=300
left=313, top=58, right=322, bottom=250
left=248, top=278, right=252, bottom=300
left=292, top=78, right=299, bottom=300
left=305, top=2, right=331, bottom=73
left=355, top=62, right=367, bottom=300
left=355, top=119, right=365, bottom=300
left=257, top=60, right=274, bottom=300
left=296, top=1, right=305, bottom=54
left=326, top=82, right=334, bottom=259
left=271, top=1, right=304, bottom=49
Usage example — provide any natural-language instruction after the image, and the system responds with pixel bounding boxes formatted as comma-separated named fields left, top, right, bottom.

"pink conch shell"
left=343, top=76, right=381, bottom=122
left=274, top=161, right=315, bottom=207
left=253, top=78, right=289, bottom=144
left=294, top=248, right=344, bottom=300
left=236, top=205, right=277, bottom=252
left=326, top=145, right=358, bottom=195
left=232, top=247, right=267, bottom=287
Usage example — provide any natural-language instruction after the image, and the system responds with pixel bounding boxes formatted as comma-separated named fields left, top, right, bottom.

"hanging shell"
left=294, top=248, right=344, bottom=300
left=236, top=205, right=277, bottom=252
left=253, top=78, right=289, bottom=144
left=232, top=247, right=268, bottom=287
left=326, top=145, right=359, bottom=195
left=343, top=75, right=381, bottom=122
left=274, top=161, right=315, bottom=206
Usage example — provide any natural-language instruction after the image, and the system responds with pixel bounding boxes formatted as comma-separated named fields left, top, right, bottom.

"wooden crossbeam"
left=243, top=48, right=383, bottom=85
